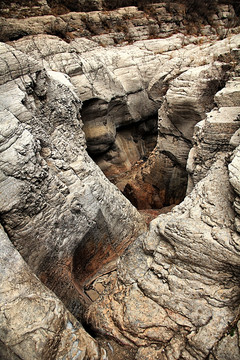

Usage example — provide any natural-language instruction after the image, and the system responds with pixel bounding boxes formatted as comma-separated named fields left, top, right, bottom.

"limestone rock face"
left=215, top=77, right=240, bottom=107
left=118, top=57, right=237, bottom=208
left=187, top=77, right=240, bottom=193
left=1, top=6, right=240, bottom=358
left=8, top=33, right=240, bottom=207
left=136, top=62, right=230, bottom=207
left=0, top=41, right=146, bottom=324
left=0, top=225, right=106, bottom=360
left=0, top=2, right=239, bottom=43
left=0, top=0, right=51, bottom=18
left=229, top=145, right=240, bottom=233
left=86, top=69, right=240, bottom=358
left=87, top=153, right=240, bottom=359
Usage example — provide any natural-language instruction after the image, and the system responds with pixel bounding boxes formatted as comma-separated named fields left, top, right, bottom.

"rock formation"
left=0, top=40, right=146, bottom=324
left=0, top=1, right=240, bottom=359
left=6, top=31, right=240, bottom=209
left=87, top=77, right=240, bottom=360
left=0, top=225, right=106, bottom=360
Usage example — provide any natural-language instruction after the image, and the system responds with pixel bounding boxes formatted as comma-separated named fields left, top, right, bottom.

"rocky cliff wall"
left=0, top=2, right=240, bottom=359
left=87, top=77, right=240, bottom=359
left=0, top=224, right=107, bottom=360
left=0, top=1, right=239, bottom=212
left=5, top=31, right=240, bottom=210
left=0, top=3, right=239, bottom=43
left=0, top=40, right=146, bottom=325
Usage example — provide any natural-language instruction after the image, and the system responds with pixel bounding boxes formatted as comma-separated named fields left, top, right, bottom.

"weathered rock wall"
left=0, top=41, right=146, bottom=324
left=87, top=79, right=240, bottom=359
left=0, top=3, right=239, bottom=43
left=0, top=3, right=240, bottom=358
left=6, top=32, right=240, bottom=210
left=0, top=225, right=106, bottom=360
left=0, top=1, right=239, bottom=213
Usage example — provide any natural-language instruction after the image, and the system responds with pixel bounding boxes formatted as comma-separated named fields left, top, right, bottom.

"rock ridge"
left=0, top=2, right=239, bottom=43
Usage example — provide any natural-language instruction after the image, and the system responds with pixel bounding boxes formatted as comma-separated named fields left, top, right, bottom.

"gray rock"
left=0, top=5, right=240, bottom=360
left=187, top=106, right=240, bottom=193
left=87, top=154, right=240, bottom=359
left=0, top=225, right=106, bottom=360
left=229, top=145, right=240, bottom=232
left=210, top=320, right=240, bottom=360
left=7, top=32, right=239, bottom=197
left=215, top=77, right=240, bottom=107
left=0, top=41, right=146, bottom=325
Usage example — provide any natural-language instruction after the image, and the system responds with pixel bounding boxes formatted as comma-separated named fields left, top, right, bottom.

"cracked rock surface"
left=0, top=5, right=240, bottom=359
left=87, top=78, right=240, bottom=359
left=0, top=225, right=106, bottom=360
left=0, top=40, right=146, bottom=331
left=8, top=32, right=240, bottom=208
left=87, top=152, right=240, bottom=360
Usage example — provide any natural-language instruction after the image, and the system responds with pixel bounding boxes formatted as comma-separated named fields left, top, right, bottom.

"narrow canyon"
left=0, top=1, right=240, bottom=359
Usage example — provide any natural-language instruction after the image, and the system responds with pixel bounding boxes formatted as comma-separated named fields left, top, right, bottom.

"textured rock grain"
left=1, top=7, right=240, bottom=359
left=0, top=41, right=146, bottom=323
left=86, top=74, right=240, bottom=360
left=87, top=154, right=240, bottom=359
left=0, top=225, right=106, bottom=360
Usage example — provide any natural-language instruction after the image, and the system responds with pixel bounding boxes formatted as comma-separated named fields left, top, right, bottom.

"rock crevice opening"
left=0, top=2, right=240, bottom=359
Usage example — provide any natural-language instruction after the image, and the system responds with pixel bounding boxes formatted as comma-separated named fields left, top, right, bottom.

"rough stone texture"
left=215, top=77, right=240, bottom=107
left=9, top=32, right=240, bottom=207
left=87, top=153, right=240, bottom=359
left=229, top=145, right=240, bottom=233
left=187, top=106, right=240, bottom=193
left=187, top=77, right=240, bottom=193
left=0, top=2, right=239, bottom=42
left=0, top=225, right=106, bottom=360
left=0, top=0, right=51, bottom=18
left=127, top=62, right=230, bottom=208
left=1, top=5, right=240, bottom=358
left=0, top=15, right=68, bottom=41
left=0, top=41, right=146, bottom=323
left=85, top=73, right=240, bottom=357
left=209, top=318, right=240, bottom=360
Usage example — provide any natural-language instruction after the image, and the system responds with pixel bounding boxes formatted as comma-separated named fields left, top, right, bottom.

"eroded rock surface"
left=87, top=150, right=240, bottom=360
left=1, top=3, right=240, bottom=359
left=86, top=75, right=240, bottom=358
left=187, top=77, right=240, bottom=193
left=0, top=41, right=146, bottom=324
left=8, top=32, right=240, bottom=209
left=0, top=225, right=106, bottom=360
left=0, top=2, right=239, bottom=43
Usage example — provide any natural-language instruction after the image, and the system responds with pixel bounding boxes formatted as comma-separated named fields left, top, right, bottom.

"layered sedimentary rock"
left=0, top=2, right=239, bottom=43
left=0, top=41, right=146, bottom=327
left=0, top=225, right=106, bottom=360
left=1, top=2, right=240, bottom=358
left=123, top=60, right=232, bottom=208
left=187, top=77, right=240, bottom=192
left=7, top=32, right=240, bottom=209
left=88, top=155, right=240, bottom=359
left=87, top=80, right=240, bottom=359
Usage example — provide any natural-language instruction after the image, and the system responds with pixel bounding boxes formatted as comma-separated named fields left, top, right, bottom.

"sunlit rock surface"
left=86, top=71, right=240, bottom=360
left=87, top=135, right=240, bottom=360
